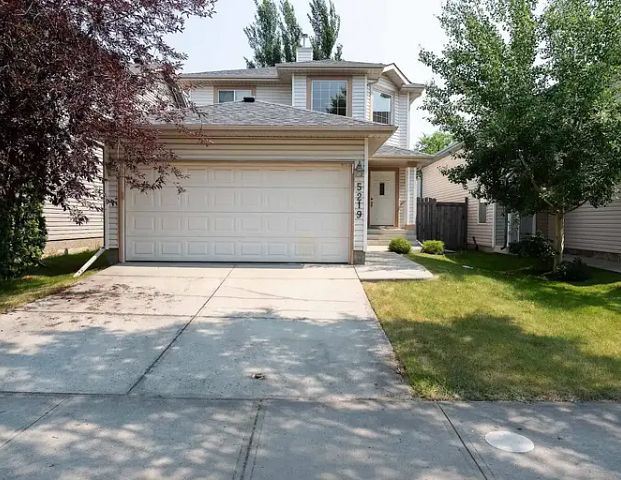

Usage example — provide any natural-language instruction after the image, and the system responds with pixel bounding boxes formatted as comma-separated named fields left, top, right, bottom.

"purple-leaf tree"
left=0, top=0, right=215, bottom=276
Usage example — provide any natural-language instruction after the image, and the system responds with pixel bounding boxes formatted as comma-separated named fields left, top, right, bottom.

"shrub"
left=388, top=237, right=412, bottom=254
left=421, top=240, right=445, bottom=255
left=551, top=258, right=592, bottom=282
left=0, top=195, right=47, bottom=279
left=509, top=233, right=556, bottom=261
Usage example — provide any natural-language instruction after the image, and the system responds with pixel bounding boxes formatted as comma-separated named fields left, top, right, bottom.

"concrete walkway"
left=355, top=250, right=433, bottom=281
left=0, top=263, right=619, bottom=479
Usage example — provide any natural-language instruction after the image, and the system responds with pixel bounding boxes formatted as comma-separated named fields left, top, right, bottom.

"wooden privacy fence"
left=416, top=197, right=468, bottom=250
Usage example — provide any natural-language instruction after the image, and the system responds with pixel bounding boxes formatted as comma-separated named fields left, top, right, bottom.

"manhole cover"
left=485, top=430, right=534, bottom=453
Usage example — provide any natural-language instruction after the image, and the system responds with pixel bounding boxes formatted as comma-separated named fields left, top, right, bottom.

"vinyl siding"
left=104, top=170, right=118, bottom=249
left=351, top=75, right=367, bottom=120
left=188, top=85, right=214, bottom=106
left=394, top=93, right=409, bottom=148
left=292, top=74, right=307, bottom=108
left=43, top=147, right=104, bottom=242
left=44, top=203, right=103, bottom=241
left=371, top=76, right=409, bottom=148
left=406, top=167, right=417, bottom=225
left=565, top=197, right=621, bottom=254
left=398, top=167, right=407, bottom=227
left=366, top=83, right=372, bottom=122
left=255, top=83, right=291, bottom=105
left=468, top=200, right=494, bottom=247
left=422, top=153, right=495, bottom=247
left=156, top=138, right=365, bottom=162
left=188, top=83, right=292, bottom=106
left=421, top=155, right=469, bottom=203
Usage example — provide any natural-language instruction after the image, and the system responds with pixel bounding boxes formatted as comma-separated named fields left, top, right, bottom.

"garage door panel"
left=127, top=213, right=350, bottom=238
left=126, top=237, right=350, bottom=261
left=133, top=186, right=350, bottom=214
left=125, top=164, right=351, bottom=263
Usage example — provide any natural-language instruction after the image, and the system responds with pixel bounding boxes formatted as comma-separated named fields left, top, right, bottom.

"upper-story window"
left=373, top=91, right=393, bottom=124
left=218, top=89, right=253, bottom=103
left=311, top=79, right=348, bottom=116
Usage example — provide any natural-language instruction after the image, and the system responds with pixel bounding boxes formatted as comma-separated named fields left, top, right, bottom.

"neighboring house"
left=103, top=44, right=432, bottom=264
left=422, top=144, right=621, bottom=263
left=421, top=144, right=501, bottom=250
left=43, top=146, right=104, bottom=255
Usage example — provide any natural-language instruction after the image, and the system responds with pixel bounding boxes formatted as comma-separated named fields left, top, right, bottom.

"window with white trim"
left=218, top=89, right=253, bottom=103
left=372, top=91, right=393, bottom=124
left=311, top=79, right=347, bottom=116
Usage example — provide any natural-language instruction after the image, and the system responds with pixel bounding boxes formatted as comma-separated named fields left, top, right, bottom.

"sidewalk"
left=0, top=395, right=619, bottom=479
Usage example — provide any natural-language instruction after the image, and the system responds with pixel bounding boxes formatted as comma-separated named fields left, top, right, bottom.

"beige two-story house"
left=103, top=45, right=431, bottom=264
left=422, top=144, right=621, bottom=264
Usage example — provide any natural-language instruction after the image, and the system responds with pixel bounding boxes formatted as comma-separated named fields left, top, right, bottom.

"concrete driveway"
left=0, top=263, right=620, bottom=479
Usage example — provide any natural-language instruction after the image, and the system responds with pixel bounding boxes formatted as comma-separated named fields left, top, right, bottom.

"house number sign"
left=355, top=182, right=364, bottom=219
left=354, top=160, right=364, bottom=220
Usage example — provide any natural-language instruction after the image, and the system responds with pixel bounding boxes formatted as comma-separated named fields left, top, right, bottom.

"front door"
left=369, top=170, right=396, bottom=226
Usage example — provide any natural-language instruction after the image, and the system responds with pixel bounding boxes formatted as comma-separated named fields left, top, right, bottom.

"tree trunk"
left=553, top=212, right=565, bottom=270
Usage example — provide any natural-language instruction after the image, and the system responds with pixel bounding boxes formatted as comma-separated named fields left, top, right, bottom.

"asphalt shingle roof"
left=277, top=59, right=385, bottom=68
left=181, top=67, right=278, bottom=79
left=375, top=144, right=432, bottom=158
left=181, top=60, right=385, bottom=79
left=173, top=100, right=396, bottom=130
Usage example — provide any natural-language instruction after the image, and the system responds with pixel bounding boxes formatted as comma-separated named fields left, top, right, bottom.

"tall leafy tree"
left=308, top=0, right=343, bottom=60
left=416, top=132, right=454, bottom=154
left=0, top=0, right=216, bottom=278
left=244, top=0, right=283, bottom=67
left=280, top=0, right=302, bottom=62
left=420, top=0, right=621, bottom=267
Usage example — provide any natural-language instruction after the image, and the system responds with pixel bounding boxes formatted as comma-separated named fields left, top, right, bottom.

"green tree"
left=244, top=0, right=283, bottom=67
left=0, top=193, right=47, bottom=279
left=308, top=0, right=342, bottom=60
left=420, top=0, right=621, bottom=268
left=416, top=132, right=454, bottom=154
left=280, top=0, right=302, bottom=63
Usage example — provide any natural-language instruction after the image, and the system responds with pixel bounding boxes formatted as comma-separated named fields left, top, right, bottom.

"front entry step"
left=367, top=228, right=417, bottom=246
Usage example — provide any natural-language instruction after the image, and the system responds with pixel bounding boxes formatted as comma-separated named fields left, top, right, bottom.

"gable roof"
left=181, top=60, right=388, bottom=83
left=277, top=59, right=385, bottom=68
left=375, top=144, right=432, bottom=159
left=179, top=60, right=424, bottom=96
left=159, top=100, right=397, bottom=131
left=433, top=142, right=463, bottom=159
left=180, top=66, right=278, bottom=80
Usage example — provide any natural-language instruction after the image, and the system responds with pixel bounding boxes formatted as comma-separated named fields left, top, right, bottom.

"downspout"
left=74, top=247, right=107, bottom=278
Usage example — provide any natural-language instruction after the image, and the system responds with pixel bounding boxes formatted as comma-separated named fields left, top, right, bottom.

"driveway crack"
left=0, top=398, right=65, bottom=450
left=437, top=403, right=491, bottom=480
left=126, top=266, right=235, bottom=394
left=233, top=400, right=265, bottom=480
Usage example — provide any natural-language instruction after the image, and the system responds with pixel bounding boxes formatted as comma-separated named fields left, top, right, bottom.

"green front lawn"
left=364, top=251, right=621, bottom=401
left=0, top=250, right=109, bottom=313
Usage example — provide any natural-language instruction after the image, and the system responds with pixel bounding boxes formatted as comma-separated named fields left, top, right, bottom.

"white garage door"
left=125, top=164, right=352, bottom=263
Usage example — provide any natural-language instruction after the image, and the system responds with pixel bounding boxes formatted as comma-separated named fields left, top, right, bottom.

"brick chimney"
left=296, top=33, right=313, bottom=62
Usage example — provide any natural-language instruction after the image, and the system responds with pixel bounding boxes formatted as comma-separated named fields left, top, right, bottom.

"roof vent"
left=243, top=96, right=255, bottom=103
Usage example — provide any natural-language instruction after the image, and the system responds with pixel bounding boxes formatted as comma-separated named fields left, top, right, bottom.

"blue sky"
left=167, top=0, right=447, bottom=144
